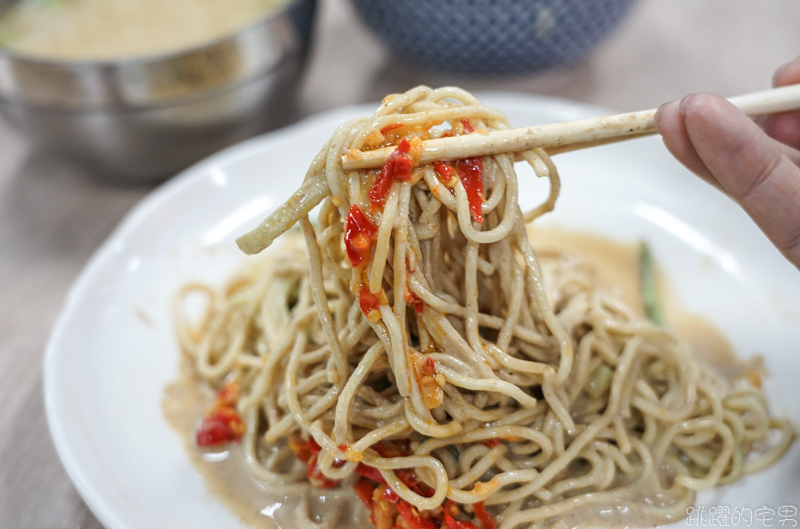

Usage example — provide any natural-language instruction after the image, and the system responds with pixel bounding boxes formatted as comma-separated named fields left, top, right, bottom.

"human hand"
left=654, top=57, right=800, bottom=269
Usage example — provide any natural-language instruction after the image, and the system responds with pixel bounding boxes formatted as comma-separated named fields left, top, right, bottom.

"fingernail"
left=771, top=56, right=798, bottom=87
left=772, top=66, right=785, bottom=88
left=678, top=94, right=696, bottom=116
left=654, top=102, right=668, bottom=121
left=654, top=100, right=679, bottom=126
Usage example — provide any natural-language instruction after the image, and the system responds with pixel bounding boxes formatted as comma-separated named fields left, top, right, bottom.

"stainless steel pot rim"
left=0, top=53, right=301, bottom=113
left=0, top=0, right=315, bottom=109
left=0, top=0, right=300, bottom=66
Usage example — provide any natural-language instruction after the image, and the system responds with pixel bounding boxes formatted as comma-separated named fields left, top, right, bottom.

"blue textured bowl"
left=351, top=0, right=637, bottom=75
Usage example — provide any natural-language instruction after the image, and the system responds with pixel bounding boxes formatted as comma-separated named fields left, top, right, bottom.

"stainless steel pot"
left=0, top=0, right=317, bottom=182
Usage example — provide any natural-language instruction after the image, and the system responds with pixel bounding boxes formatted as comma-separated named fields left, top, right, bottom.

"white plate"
left=44, top=94, right=800, bottom=529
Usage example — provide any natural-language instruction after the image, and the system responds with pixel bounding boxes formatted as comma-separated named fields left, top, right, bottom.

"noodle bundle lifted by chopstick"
left=175, top=86, right=792, bottom=529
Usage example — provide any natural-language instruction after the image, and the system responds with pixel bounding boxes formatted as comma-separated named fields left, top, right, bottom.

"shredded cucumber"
left=639, top=241, right=664, bottom=325
left=584, top=364, right=613, bottom=399
left=445, top=444, right=460, bottom=462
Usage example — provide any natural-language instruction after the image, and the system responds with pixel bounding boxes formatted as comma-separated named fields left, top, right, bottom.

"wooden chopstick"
left=340, top=84, right=800, bottom=171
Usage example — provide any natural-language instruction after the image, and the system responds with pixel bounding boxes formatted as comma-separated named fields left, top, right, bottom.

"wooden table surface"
left=1, top=0, right=798, bottom=527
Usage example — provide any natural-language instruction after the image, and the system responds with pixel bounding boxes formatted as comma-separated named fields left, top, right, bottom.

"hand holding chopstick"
left=340, top=84, right=800, bottom=171
left=656, top=77, right=800, bottom=270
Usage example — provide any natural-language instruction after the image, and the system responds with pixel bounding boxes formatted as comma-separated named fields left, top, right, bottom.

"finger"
left=654, top=99, right=720, bottom=188
left=772, top=55, right=800, bottom=87
left=764, top=112, right=800, bottom=148
left=765, top=56, right=800, bottom=148
left=656, top=94, right=800, bottom=175
left=680, top=93, right=800, bottom=267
